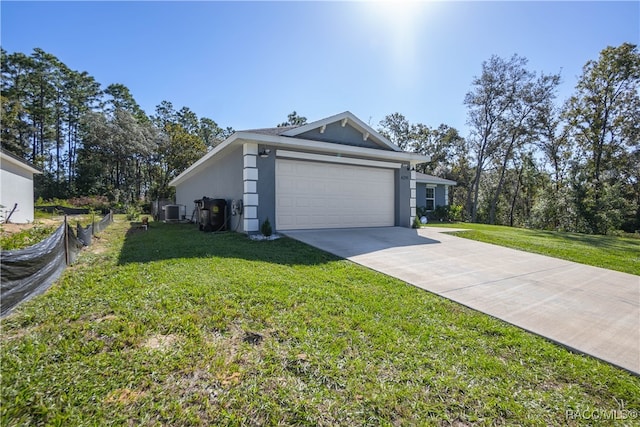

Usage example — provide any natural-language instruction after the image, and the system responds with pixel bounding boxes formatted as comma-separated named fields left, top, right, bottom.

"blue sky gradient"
left=2, top=1, right=638, bottom=134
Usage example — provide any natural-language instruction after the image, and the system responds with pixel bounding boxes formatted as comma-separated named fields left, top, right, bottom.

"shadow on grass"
left=117, top=221, right=340, bottom=266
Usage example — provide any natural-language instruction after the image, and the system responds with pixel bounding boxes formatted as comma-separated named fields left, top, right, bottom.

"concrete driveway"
left=284, top=227, right=640, bottom=375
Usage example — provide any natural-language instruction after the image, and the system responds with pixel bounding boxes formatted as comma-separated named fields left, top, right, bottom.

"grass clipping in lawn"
left=2, top=218, right=639, bottom=426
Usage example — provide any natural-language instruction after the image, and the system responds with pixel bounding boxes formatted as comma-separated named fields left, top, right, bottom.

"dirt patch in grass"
left=1, top=328, right=31, bottom=342
left=173, top=369, right=218, bottom=395
left=205, top=322, right=270, bottom=366
left=77, top=313, right=119, bottom=323
left=95, top=314, right=118, bottom=322
left=85, top=235, right=109, bottom=254
left=142, top=333, right=181, bottom=351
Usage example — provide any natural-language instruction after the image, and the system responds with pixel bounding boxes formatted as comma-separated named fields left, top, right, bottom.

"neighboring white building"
left=1, top=149, right=41, bottom=223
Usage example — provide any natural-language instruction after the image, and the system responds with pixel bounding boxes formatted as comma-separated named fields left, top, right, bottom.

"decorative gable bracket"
left=280, top=111, right=402, bottom=152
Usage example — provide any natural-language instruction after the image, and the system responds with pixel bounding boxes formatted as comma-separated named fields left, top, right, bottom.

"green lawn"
left=425, top=222, right=640, bottom=276
left=2, top=218, right=639, bottom=425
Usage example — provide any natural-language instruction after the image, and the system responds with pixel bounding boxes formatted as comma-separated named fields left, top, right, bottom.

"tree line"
left=2, top=44, right=638, bottom=234
left=1, top=47, right=233, bottom=205
left=377, top=43, right=639, bottom=235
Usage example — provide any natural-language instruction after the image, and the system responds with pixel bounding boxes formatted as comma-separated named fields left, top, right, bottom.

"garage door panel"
left=276, top=159, right=394, bottom=230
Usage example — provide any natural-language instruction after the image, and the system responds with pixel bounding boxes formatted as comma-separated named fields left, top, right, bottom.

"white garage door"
left=276, top=158, right=395, bottom=230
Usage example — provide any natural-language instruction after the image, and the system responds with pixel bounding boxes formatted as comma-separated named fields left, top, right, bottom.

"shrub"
left=68, top=196, right=110, bottom=210
left=449, top=204, right=464, bottom=222
left=433, top=205, right=449, bottom=221
left=35, top=197, right=73, bottom=207
left=140, top=202, right=152, bottom=214
left=126, top=206, right=141, bottom=221
left=261, top=218, right=273, bottom=237
left=416, top=206, right=429, bottom=218
left=416, top=205, right=463, bottom=223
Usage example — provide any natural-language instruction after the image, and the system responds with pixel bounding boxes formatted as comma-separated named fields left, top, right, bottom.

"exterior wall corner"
left=243, top=142, right=259, bottom=232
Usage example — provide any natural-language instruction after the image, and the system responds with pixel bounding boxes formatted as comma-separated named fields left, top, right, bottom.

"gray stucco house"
left=170, top=111, right=430, bottom=233
left=415, top=173, right=457, bottom=212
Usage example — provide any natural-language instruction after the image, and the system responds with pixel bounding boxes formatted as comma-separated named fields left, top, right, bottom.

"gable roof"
left=281, top=111, right=399, bottom=151
left=170, top=112, right=429, bottom=187
left=415, top=172, right=457, bottom=186
left=241, top=126, right=298, bottom=136
left=0, top=149, right=42, bottom=175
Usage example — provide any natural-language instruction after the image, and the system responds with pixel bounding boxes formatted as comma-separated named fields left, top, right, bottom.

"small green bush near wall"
left=260, top=217, right=273, bottom=236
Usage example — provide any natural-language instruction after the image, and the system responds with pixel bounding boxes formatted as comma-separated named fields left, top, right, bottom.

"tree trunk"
left=509, top=163, right=524, bottom=227
left=489, top=138, right=515, bottom=224
left=471, top=164, right=482, bottom=222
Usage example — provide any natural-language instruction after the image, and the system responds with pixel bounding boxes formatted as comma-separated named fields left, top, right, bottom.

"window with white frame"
left=426, top=187, right=435, bottom=211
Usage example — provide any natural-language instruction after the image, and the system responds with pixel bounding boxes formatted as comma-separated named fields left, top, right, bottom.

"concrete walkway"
left=284, top=227, right=640, bottom=375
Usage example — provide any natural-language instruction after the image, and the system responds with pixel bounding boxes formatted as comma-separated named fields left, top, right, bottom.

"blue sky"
left=2, top=1, right=638, bottom=135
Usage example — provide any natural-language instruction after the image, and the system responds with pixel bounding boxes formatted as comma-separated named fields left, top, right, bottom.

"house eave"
left=236, top=131, right=429, bottom=163
left=169, top=132, right=430, bottom=187
left=0, top=150, right=42, bottom=175
left=416, top=176, right=457, bottom=186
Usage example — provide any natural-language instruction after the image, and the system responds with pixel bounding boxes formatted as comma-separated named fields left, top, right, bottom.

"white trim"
left=244, top=206, right=257, bottom=219
left=415, top=172, right=457, bottom=186
left=244, top=218, right=259, bottom=232
left=243, top=155, right=256, bottom=168
left=243, top=142, right=258, bottom=155
left=243, top=193, right=259, bottom=206
left=248, top=134, right=427, bottom=163
left=0, top=151, right=41, bottom=175
left=243, top=168, right=258, bottom=181
left=169, top=118, right=431, bottom=187
left=244, top=181, right=257, bottom=193
left=276, top=150, right=402, bottom=169
left=242, top=142, right=259, bottom=233
left=425, top=186, right=436, bottom=211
